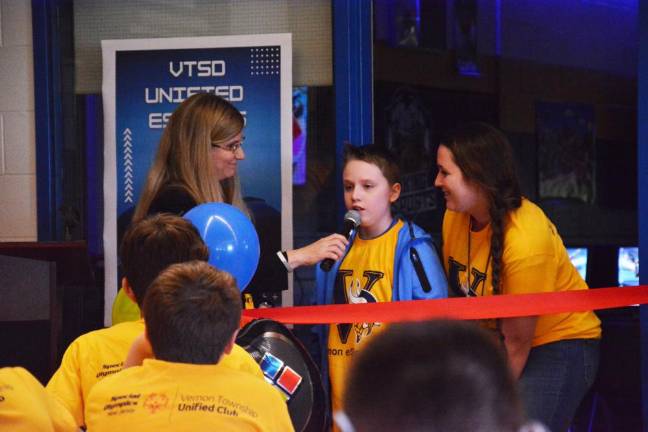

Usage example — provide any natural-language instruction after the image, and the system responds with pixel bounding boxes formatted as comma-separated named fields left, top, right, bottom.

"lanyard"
left=462, top=218, right=491, bottom=297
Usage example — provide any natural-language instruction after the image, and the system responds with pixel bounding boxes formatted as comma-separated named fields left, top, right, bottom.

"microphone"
left=320, top=210, right=361, bottom=272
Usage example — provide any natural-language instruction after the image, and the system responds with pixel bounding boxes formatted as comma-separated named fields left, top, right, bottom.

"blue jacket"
left=314, top=219, right=448, bottom=393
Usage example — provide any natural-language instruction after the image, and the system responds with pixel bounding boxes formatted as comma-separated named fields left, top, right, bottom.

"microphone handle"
left=319, top=222, right=356, bottom=272
left=320, top=257, right=335, bottom=272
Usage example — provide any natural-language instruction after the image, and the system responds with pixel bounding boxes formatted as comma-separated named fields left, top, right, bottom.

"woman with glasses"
left=132, top=93, right=347, bottom=278
left=133, top=93, right=249, bottom=221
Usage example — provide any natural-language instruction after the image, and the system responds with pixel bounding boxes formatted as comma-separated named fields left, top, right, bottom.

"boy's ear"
left=389, top=182, right=401, bottom=203
left=122, top=277, right=138, bottom=304
left=223, top=329, right=239, bottom=355
left=216, top=329, right=239, bottom=364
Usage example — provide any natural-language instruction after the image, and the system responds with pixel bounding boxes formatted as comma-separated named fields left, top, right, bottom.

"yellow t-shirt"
left=0, top=367, right=77, bottom=432
left=442, top=198, right=601, bottom=346
left=85, top=358, right=294, bottom=432
left=47, top=319, right=262, bottom=427
left=328, top=220, right=403, bottom=421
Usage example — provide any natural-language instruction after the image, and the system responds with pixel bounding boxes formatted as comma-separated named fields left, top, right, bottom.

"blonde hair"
left=133, top=93, right=248, bottom=222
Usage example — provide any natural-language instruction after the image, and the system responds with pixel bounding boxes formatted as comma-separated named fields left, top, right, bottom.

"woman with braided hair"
left=434, top=122, right=601, bottom=432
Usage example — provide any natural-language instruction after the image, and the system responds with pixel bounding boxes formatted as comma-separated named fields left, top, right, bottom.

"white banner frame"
left=102, top=34, right=293, bottom=326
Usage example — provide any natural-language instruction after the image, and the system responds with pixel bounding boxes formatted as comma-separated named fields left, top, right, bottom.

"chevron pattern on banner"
left=122, top=128, right=134, bottom=204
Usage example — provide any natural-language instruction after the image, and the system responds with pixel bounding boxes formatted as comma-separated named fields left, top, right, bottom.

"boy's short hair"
left=344, top=320, right=523, bottom=432
left=143, top=260, right=242, bottom=364
left=119, top=213, right=209, bottom=306
left=343, top=144, right=400, bottom=186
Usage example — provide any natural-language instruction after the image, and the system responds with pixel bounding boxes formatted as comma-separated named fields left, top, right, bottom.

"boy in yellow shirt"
left=85, top=260, right=294, bottom=431
left=316, top=145, right=448, bottom=427
left=46, top=214, right=261, bottom=427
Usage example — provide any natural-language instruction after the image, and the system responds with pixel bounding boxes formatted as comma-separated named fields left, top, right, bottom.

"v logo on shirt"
left=334, top=270, right=382, bottom=344
left=447, top=257, right=487, bottom=297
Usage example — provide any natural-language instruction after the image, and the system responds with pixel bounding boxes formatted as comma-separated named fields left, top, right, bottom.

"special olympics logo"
left=143, top=393, right=169, bottom=414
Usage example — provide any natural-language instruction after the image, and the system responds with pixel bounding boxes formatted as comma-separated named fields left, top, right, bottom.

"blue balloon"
left=184, top=203, right=260, bottom=291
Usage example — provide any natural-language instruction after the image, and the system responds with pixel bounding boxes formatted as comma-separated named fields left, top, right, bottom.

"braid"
left=490, top=185, right=523, bottom=295
left=489, top=198, right=507, bottom=295
left=442, top=122, right=522, bottom=296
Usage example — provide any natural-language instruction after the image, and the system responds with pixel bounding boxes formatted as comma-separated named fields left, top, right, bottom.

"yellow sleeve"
left=259, top=384, right=295, bottom=432
left=42, top=384, right=78, bottom=432
left=502, top=251, right=557, bottom=295
left=1, top=367, right=77, bottom=432
left=46, top=338, right=85, bottom=427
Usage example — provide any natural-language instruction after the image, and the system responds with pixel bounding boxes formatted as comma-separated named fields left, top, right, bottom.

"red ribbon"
left=241, top=285, right=648, bottom=325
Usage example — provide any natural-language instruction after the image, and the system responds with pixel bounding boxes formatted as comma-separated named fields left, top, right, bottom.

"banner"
left=102, top=34, right=293, bottom=325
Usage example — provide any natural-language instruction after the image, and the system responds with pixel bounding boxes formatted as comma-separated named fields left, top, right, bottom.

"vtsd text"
left=169, top=60, right=225, bottom=77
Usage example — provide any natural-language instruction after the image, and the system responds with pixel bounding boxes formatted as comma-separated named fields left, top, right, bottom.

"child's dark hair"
left=345, top=320, right=523, bottom=432
left=143, top=260, right=242, bottom=364
left=344, top=144, right=401, bottom=186
left=441, top=122, right=522, bottom=294
left=119, top=213, right=209, bottom=306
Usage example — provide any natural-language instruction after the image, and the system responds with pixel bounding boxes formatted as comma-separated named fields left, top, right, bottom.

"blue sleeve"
left=314, top=266, right=328, bottom=306
left=313, top=265, right=332, bottom=392
left=408, top=237, right=448, bottom=300
left=315, top=262, right=339, bottom=306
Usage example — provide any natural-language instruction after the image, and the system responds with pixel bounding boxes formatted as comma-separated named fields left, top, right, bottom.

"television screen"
left=567, top=248, right=588, bottom=281
left=618, top=247, right=639, bottom=286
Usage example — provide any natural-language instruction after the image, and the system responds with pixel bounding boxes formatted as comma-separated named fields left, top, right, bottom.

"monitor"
left=618, top=247, right=639, bottom=287
left=567, top=247, right=588, bottom=281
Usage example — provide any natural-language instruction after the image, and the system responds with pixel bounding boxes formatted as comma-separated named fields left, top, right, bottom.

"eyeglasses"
left=211, top=137, right=244, bottom=154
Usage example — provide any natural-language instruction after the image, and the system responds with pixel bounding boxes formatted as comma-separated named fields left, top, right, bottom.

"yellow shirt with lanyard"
left=327, top=219, right=403, bottom=427
left=441, top=198, right=600, bottom=346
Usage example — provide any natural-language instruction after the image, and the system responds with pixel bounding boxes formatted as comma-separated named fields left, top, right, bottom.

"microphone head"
left=344, top=210, right=362, bottom=228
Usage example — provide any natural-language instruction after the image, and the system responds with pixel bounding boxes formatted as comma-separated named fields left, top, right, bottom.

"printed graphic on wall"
left=536, top=101, right=596, bottom=204
left=292, top=87, right=307, bottom=186
left=102, top=35, right=292, bottom=324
